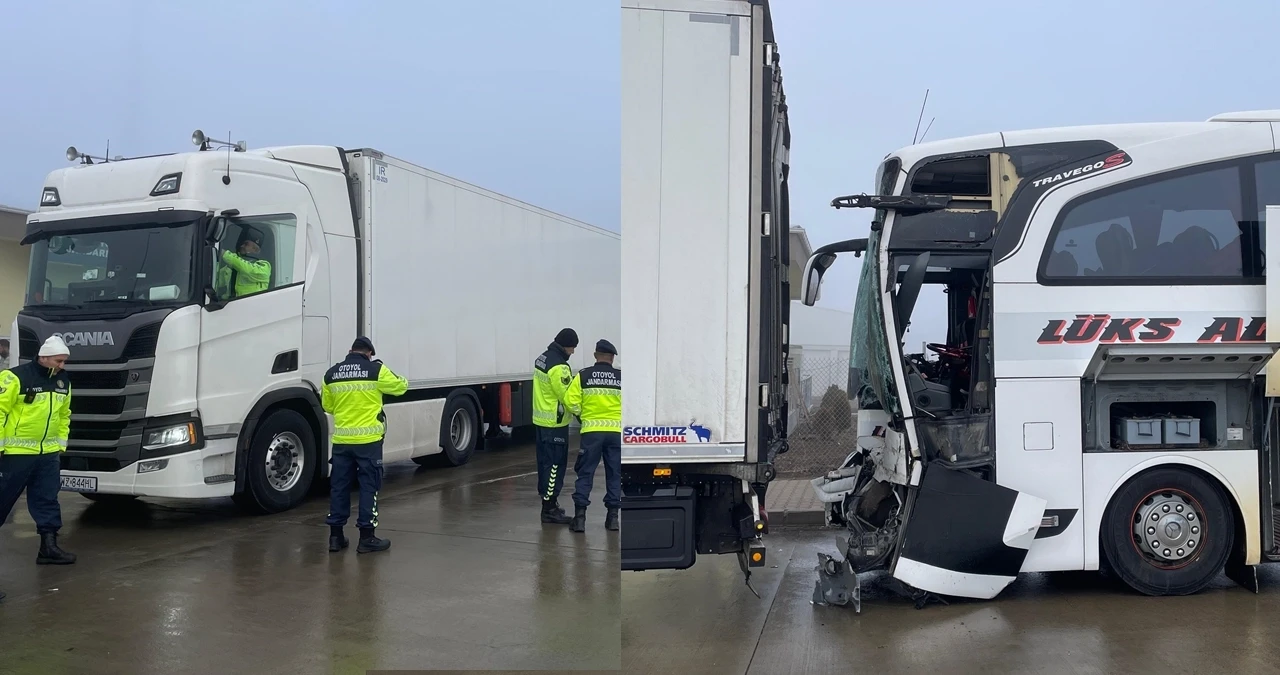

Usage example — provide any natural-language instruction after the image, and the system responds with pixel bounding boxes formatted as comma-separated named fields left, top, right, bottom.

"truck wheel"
left=1100, top=467, right=1233, bottom=597
left=413, top=396, right=479, bottom=468
left=234, top=409, right=317, bottom=514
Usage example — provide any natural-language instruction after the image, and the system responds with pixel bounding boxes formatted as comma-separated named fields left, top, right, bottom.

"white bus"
left=805, top=110, right=1280, bottom=610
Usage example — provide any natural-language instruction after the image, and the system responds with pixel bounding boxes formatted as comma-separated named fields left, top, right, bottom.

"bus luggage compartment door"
left=622, top=484, right=697, bottom=571
left=892, top=464, right=1047, bottom=600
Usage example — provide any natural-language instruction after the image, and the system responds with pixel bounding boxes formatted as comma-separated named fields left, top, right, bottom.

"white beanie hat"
left=39, top=335, right=71, bottom=357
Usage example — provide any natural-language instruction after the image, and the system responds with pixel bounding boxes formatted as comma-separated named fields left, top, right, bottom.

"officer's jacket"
left=321, top=353, right=409, bottom=445
left=565, top=362, right=621, bottom=433
left=533, top=343, right=574, bottom=428
left=0, top=361, right=72, bottom=455
left=217, top=250, right=272, bottom=298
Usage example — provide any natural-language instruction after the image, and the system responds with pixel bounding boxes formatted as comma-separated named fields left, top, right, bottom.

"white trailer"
left=621, top=0, right=790, bottom=578
left=17, top=137, right=619, bottom=513
left=805, top=111, right=1280, bottom=611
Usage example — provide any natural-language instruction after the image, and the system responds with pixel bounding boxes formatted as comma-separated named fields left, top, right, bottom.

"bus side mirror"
left=801, top=253, right=836, bottom=307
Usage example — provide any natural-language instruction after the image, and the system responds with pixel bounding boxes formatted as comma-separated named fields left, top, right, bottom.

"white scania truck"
left=620, top=0, right=790, bottom=580
left=16, top=134, right=620, bottom=513
left=806, top=111, right=1280, bottom=611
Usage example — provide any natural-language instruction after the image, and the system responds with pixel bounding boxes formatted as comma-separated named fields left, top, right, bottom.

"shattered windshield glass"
left=849, top=228, right=900, bottom=416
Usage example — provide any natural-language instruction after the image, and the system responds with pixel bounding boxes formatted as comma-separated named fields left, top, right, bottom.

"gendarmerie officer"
left=321, top=337, right=408, bottom=553
left=564, top=339, right=622, bottom=532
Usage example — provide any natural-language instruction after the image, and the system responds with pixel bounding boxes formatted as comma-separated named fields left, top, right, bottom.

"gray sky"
left=0, top=0, right=618, bottom=231
left=773, top=0, right=1280, bottom=346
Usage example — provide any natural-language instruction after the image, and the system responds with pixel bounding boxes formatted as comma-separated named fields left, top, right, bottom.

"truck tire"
left=233, top=408, right=317, bottom=514
left=1100, top=467, right=1233, bottom=597
left=413, top=396, right=479, bottom=468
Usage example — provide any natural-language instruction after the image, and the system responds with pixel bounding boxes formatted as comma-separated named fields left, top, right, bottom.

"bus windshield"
left=849, top=228, right=900, bottom=416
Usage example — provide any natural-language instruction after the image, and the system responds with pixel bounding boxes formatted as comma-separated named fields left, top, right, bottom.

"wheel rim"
left=450, top=408, right=473, bottom=451
left=1131, top=488, right=1205, bottom=570
left=265, top=431, right=304, bottom=492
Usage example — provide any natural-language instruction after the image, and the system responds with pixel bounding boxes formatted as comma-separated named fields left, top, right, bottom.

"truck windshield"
left=25, top=221, right=198, bottom=309
left=849, top=228, right=900, bottom=416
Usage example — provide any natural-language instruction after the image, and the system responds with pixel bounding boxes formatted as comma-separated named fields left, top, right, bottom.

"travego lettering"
left=1030, top=152, right=1130, bottom=188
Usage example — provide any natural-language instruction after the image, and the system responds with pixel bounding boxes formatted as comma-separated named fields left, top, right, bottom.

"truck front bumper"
left=59, top=438, right=238, bottom=499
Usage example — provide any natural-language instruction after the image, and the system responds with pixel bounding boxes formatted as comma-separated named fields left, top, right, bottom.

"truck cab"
left=17, top=137, right=356, bottom=512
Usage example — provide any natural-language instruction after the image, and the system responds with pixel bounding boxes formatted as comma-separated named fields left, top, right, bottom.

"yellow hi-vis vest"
left=533, top=344, right=573, bottom=428
left=0, top=361, right=72, bottom=455
left=321, top=353, right=408, bottom=445
left=564, top=362, right=621, bottom=433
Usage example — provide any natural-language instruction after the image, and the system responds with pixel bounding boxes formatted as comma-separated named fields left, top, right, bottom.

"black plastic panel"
left=622, top=485, right=697, bottom=571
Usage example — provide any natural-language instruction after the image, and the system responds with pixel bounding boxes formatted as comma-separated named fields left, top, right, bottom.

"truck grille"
left=66, top=370, right=130, bottom=390
left=70, top=396, right=127, bottom=416
left=19, top=322, right=161, bottom=364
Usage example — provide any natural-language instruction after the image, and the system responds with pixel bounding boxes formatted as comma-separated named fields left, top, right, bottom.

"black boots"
left=541, top=500, right=572, bottom=525
left=570, top=505, right=587, bottom=533
left=605, top=507, right=620, bottom=531
left=36, top=533, right=76, bottom=565
left=357, top=528, right=391, bottom=554
left=330, top=527, right=388, bottom=553
left=328, top=527, right=349, bottom=553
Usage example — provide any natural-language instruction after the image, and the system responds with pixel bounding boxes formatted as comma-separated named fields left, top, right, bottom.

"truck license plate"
left=60, top=476, right=98, bottom=493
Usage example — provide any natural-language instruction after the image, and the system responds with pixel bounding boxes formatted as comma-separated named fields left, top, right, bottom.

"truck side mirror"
left=205, top=217, right=228, bottom=244
left=203, top=286, right=227, bottom=312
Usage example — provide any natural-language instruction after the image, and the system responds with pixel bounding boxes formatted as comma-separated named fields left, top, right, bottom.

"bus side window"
left=1042, top=165, right=1246, bottom=282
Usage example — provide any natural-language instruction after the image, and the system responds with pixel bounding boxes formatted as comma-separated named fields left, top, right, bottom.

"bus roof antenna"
left=912, top=89, right=930, bottom=145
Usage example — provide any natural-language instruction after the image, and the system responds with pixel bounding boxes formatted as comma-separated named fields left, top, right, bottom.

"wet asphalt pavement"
left=0, top=437, right=619, bottom=675
left=622, top=527, right=1280, bottom=675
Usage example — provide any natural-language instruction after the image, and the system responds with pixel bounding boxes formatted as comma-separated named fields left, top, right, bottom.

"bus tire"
left=233, top=408, right=317, bottom=514
left=1100, top=467, right=1233, bottom=597
left=413, top=396, right=479, bottom=468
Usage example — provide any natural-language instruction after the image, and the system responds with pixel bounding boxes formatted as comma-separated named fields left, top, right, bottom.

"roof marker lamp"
left=40, top=187, right=61, bottom=207
left=150, top=173, right=183, bottom=197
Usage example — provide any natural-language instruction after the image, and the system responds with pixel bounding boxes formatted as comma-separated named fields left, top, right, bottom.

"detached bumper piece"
left=621, top=485, right=696, bottom=571
left=812, top=550, right=861, bottom=613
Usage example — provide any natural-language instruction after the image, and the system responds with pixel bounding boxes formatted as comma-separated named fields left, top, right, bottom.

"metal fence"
left=777, top=354, right=858, bottom=479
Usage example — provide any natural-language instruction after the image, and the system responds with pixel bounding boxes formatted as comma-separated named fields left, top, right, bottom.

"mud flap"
left=892, top=464, right=1047, bottom=600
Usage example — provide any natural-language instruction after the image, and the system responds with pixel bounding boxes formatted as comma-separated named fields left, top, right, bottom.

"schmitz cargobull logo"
left=624, top=425, right=713, bottom=444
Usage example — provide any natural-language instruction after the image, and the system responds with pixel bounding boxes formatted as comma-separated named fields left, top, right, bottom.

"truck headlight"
left=144, top=422, right=196, bottom=451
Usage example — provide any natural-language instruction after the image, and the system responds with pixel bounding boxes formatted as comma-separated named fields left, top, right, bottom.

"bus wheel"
left=413, top=396, right=479, bottom=468
left=234, top=409, right=317, bottom=514
left=1100, top=467, right=1233, bottom=596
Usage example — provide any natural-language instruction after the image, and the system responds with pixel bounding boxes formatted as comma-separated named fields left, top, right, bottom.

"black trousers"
left=0, top=453, right=64, bottom=534
left=325, top=441, right=384, bottom=531
left=572, top=431, right=621, bottom=509
left=535, top=426, right=569, bottom=503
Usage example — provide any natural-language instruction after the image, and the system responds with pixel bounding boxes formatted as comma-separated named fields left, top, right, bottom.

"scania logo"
left=59, top=331, right=115, bottom=347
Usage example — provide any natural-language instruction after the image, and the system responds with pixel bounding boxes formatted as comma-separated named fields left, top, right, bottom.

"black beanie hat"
left=555, top=328, right=579, bottom=348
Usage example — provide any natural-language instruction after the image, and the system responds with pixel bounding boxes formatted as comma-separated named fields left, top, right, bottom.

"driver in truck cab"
left=216, top=227, right=272, bottom=299
left=0, top=334, right=79, bottom=602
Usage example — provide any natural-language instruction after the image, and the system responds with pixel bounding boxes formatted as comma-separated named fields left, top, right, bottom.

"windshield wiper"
left=82, top=297, right=151, bottom=304
left=28, top=303, right=82, bottom=310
